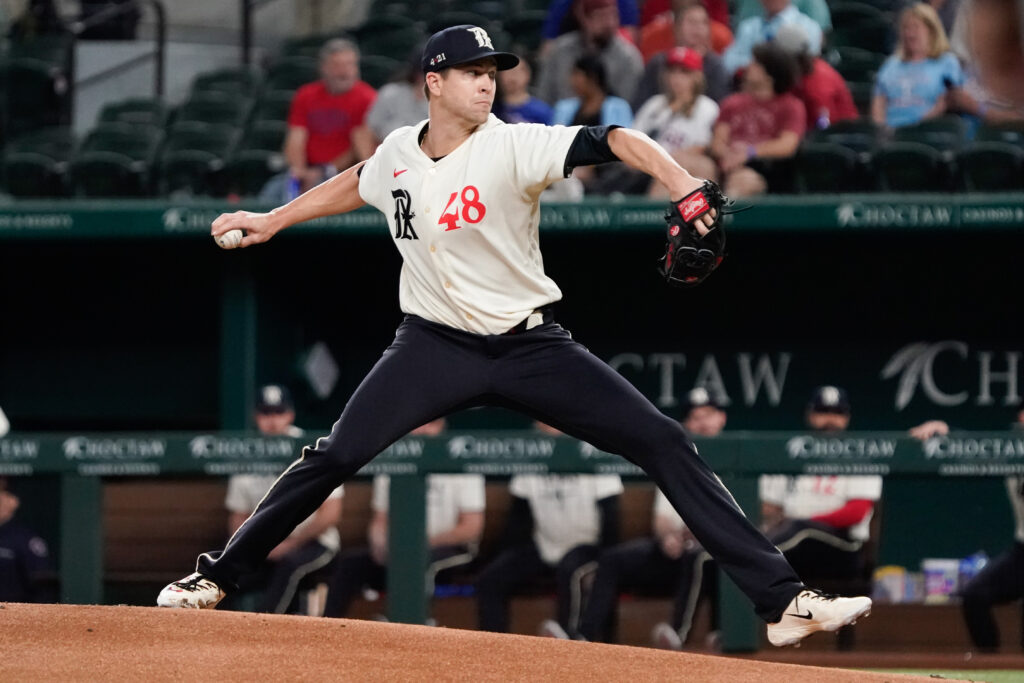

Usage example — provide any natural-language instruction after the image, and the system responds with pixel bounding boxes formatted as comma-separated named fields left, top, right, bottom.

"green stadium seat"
left=1, top=151, right=67, bottom=197
left=68, top=151, right=152, bottom=197
left=502, top=10, right=547, bottom=53
left=795, top=142, right=863, bottom=193
left=191, top=67, right=261, bottom=98
left=175, top=92, right=253, bottom=127
left=873, top=141, right=947, bottom=192
left=79, top=122, right=163, bottom=159
left=831, top=46, right=886, bottom=84
left=829, top=11, right=894, bottom=53
left=812, top=117, right=880, bottom=153
left=892, top=115, right=967, bottom=152
left=354, top=15, right=424, bottom=59
left=846, top=81, right=873, bottom=117
left=0, top=57, right=71, bottom=137
left=240, top=120, right=287, bottom=152
left=975, top=122, right=1024, bottom=148
left=223, top=149, right=287, bottom=197
left=265, top=57, right=319, bottom=91
left=5, top=126, right=76, bottom=160
left=98, top=98, right=168, bottom=127
left=359, top=55, right=402, bottom=89
left=157, top=122, right=240, bottom=196
left=250, top=90, right=296, bottom=124
left=957, top=142, right=1024, bottom=192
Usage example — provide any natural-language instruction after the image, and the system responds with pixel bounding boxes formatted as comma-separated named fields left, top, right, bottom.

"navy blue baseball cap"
left=422, top=25, right=519, bottom=73
left=255, top=384, right=294, bottom=414
left=808, top=385, right=851, bottom=415
left=682, top=387, right=723, bottom=416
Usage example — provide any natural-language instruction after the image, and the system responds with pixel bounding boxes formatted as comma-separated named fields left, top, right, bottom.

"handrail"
left=241, top=0, right=285, bottom=66
left=69, top=0, right=167, bottom=97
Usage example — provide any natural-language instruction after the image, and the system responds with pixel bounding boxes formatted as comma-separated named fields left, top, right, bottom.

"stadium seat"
left=69, top=123, right=163, bottom=197
left=354, top=15, right=423, bottom=59
left=828, top=6, right=894, bottom=54
left=795, top=142, right=863, bottom=193
left=264, top=57, right=319, bottom=91
left=892, top=115, right=967, bottom=152
left=223, top=149, right=286, bottom=197
left=975, top=122, right=1024, bottom=148
left=846, top=81, right=874, bottom=117
left=79, top=122, right=163, bottom=159
left=240, top=120, right=287, bottom=152
left=98, top=98, right=168, bottom=127
left=0, top=57, right=71, bottom=137
left=1, top=151, right=67, bottom=197
left=175, top=92, right=253, bottom=127
left=831, top=46, right=887, bottom=84
left=190, top=67, right=261, bottom=98
left=156, top=122, right=240, bottom=196
left=957, top=142, right=1024, bottom=191
left=250, top=90, right=296, bottom=124
left=812, top=117, right=880, bottom=154
left=502, top=10, right=547, bottom=54
left=359, top=55, right=402, bottom=89
left=873, top=141, right=947, bottom=192
left=4, top=126, right=76, bottom=160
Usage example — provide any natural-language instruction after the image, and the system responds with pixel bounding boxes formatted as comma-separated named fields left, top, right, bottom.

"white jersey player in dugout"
left=159, top=23, right=872, bottom=648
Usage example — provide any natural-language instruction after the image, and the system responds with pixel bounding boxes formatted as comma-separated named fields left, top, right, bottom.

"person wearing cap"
left=351, top=45, right=429, bottom=161
left=221, top=384, right=344, bottom=614
left=536, top=0, right=645, bottom=104
left=639, top=0, right=734, bottom=64
left=721, top=0, right=823, bottom=76
left=632, top=0, right=732, bottom=109
left=708, top=41, right=806, bottom=197
left=773, top=23, right=857, bottom=130
left=0, top=476, right=56, bottom=603
left=633, top=46, right=720, bottom=196
left=576, top=388, right=727, bottom=647
left=759, top=386, right=883, bottom=590
left=176, top=23, right=874, bottom=650
left=494, top=59, right=554, bottom=125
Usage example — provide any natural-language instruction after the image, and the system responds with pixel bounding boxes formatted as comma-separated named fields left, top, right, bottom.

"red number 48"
left=438, top=185, right=487, bottom=231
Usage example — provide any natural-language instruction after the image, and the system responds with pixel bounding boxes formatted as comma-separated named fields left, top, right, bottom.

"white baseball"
left=215, top=229, right=244, bottom=250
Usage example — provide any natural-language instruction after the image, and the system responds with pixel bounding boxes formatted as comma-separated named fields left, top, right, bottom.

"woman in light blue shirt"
left=872, top=2, right=964, bottom=129
left=551, top=55, right=633, bottom=128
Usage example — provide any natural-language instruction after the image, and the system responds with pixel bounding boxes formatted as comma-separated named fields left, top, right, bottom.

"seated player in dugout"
left=163, top=23, right=873, bottom=649
left=321, top=418, right=485, bottom=620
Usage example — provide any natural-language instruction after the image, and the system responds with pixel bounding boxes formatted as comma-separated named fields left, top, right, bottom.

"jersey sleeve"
left=506, top=123, right=584, bottom=195
left=357, top=143, right=387, bottom=208
left=840, top=476, right=883, bottom=501
left=371, top=475, right=390, bottom=512
left=594, top=474, right=625, bottom=499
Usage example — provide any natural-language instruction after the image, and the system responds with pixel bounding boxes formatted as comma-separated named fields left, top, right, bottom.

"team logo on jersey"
left=467, top=27, right=494, bottom=49
left=391, top=189, right=418, bottom=240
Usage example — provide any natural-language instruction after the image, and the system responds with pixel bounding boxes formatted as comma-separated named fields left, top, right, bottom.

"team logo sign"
left=391, top=189, right=418, bottom=240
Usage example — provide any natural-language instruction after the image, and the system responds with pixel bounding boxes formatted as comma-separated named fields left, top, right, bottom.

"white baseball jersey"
left=633, top=94, right=719, bottom=155
left=1007, top=476, right=1024, bottom=543
left=226, top=477, right=344, bottom=551
left=358, top=114, right=583, bottom=335
left=372, top=474, right=485, bottom=540
left=510, top=474, right=624, bottom=565
left=759, top=475, right=882, bottom=541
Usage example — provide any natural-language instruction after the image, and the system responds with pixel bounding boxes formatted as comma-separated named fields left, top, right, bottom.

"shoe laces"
left=802, top=588, right=839, bottom=602
left=175, top=574, right=215, bottom=592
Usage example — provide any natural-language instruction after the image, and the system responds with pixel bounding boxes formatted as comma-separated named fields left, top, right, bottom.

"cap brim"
left=449, top=51, right=520, bottom=71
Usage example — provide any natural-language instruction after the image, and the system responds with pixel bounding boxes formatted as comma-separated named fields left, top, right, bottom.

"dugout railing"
left=3, top=430, right=1022, bottom=651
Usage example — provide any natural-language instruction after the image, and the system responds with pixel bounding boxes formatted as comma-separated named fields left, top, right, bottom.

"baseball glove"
left=657, top=180, right=728, bottom=288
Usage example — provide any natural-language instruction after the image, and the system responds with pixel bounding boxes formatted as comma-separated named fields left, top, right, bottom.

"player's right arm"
left=211, top=160, right=368, bottom=248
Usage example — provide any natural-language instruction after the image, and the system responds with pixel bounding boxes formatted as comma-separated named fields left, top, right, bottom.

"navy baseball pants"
left=198, top=315, right=804, bottom=622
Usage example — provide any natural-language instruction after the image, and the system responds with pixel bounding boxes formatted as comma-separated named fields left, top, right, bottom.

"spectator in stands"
left=760, top=386, right=883, bottom=588
left=536, top=0, right=645, bottom=105
left=494, top=59, right=554, bottom=125
left=732, top=0, right=831, bottom=36
left=773, top=23, right=858, bottom=130
left=707, top=42, right=805, bottom=197
left=322, top=418, right=485, bottom=619
left=351, top=47, right=428, bottom=160
left=552, top=56, right=634, bottom=196
left=223, top=384, right=344, bottom=614
left=477, top=422, right=623, bottom=639
left=0, top=477, right=55, bottom=603
left=638, top=0, right=733, bottom=63
left=632, top=0, right=732, bottom=109
left=872, top=3, right=964, bottom=129
left=577, top=388, right=726, bottom=649
left=269, top=38, right=376, bottom=201
left=5, top=0, right=66, bottom=40
left=633, top=47, right=720, bottom=196
left=909, top=412, right=1024, bottom=654
left=540, top=0, right=640, bottom=54
left=721, top=0, right=823, bottom=77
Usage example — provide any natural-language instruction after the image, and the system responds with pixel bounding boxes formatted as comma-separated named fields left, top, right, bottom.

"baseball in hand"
left=215, top=229, right=244, bottom=250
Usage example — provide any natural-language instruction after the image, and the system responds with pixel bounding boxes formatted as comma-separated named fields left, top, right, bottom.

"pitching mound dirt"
left=0, top=603, right=953, bottom=681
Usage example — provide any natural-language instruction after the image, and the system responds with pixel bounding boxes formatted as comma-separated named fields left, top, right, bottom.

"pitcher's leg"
left=199, top=318, right=489, bottom=590
left=495, top=328, right=802, bottom=621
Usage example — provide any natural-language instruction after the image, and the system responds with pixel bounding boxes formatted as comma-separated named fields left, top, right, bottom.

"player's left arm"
left=605, top=128, right=717, bottom=233
left=211, top=160, right=368, bottom=248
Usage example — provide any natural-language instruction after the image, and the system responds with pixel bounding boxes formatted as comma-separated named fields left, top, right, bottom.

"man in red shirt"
left=774, top=23, right=857, bottom=130
left=285, top=38, right=377, bottom=194
left=707, top=42, right=805, bottom=196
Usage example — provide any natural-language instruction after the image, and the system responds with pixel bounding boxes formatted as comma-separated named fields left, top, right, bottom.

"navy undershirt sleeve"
left=563, top=125, right=623, bottom=176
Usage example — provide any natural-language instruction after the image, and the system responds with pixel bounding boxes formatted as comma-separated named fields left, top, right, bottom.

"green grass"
left=863, top=669, right=1024, bottom=682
